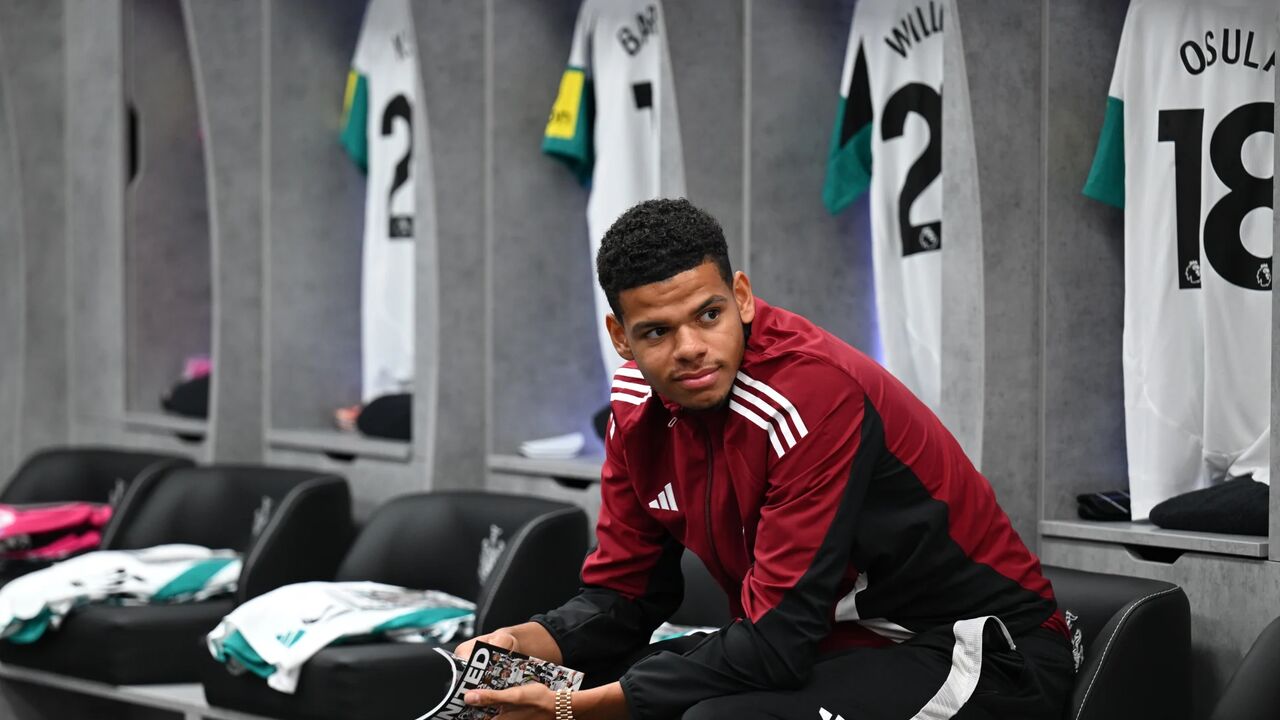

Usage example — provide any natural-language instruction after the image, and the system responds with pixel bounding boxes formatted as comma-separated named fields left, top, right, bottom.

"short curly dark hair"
left=596, top=198, right=733, bottom=319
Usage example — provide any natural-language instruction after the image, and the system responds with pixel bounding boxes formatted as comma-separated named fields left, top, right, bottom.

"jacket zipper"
left=702, top=422, right=730, bottom=583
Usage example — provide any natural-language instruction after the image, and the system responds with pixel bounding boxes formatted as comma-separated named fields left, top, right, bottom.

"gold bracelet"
left=555, top=687, right=575, bottom=720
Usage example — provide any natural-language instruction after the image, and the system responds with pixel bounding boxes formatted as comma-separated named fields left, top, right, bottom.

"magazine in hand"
left=415, top=641, right=584, bottom=719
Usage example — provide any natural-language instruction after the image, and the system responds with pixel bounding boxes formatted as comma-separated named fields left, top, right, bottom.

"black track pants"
left=588, top=619, right=1073, bottom=720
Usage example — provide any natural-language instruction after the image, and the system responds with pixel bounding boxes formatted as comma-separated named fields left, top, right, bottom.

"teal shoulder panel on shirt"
left=542, top=66, right=595, bottom=184
left=214, top=629, right=278, bottom=679
left=1082, top=96, right=1125, bottom=209
left=823, top=101, right=873, bottom=215
left=340, top=71, right=370, bottom=174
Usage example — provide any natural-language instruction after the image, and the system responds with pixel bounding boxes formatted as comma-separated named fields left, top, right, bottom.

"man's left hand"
left=465, top=683, right=555, bottom=718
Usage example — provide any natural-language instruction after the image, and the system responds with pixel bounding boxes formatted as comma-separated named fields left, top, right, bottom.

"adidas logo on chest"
left=647, top=482, right=679, bottom=512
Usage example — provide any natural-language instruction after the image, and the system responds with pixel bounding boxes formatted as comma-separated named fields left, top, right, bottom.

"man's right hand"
left=453, top=629, right=519, bottom=660
left=452, top=621, right=564, bottom=665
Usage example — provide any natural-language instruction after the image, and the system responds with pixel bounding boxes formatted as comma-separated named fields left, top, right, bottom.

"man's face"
left=606, top=260, right=755, bottom=411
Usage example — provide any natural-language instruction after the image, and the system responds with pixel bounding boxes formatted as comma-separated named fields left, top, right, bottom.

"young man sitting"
left=458, top=198, right=1072, bottom=720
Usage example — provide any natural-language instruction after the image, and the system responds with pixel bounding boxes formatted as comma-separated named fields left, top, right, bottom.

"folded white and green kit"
left=207, top=581, right=476, bottom=693
left=0, top=544, right=241, bottom=643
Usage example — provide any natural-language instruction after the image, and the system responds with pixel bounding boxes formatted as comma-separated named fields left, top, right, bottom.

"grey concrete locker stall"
left=484, top=0, right=611, bottom=520
left=945, top=0, right=1043, bottom=548
left=483, top=0, right=749, bottom=527
left=0, top=17, right=25, bottom=477
left=262, top=0, right=416, bottom=513
left=0, top=1, right=70, bottom=472
left=748, top=0, right=875, bottom=356
left=51, top=0, right=266, bottom=465
left=262, top=0, right=365, bottom=451
left=938, top=0, right=985, bottom=481
left=64, top=0, right=128, bottom=450
left=122, top=0, right=214, bottom=441
left=184, top=0, right=267, bottom=463
left=487, top=0, right=609, bottom=461
left=1039, top=0, right=1130, bottom=539
left=60, top=0, right=208, bottom=462
left=983, top=0, right=1280, bottom=712
left=263, top=0, right=486, bottom=515
left=410, top=0, right=487, bottom=498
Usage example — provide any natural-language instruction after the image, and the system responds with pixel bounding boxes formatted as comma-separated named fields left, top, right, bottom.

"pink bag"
left=0, top=503, right=113, bottom=561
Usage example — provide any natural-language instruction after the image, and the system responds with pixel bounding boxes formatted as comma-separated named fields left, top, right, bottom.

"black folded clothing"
left=1076, top=489, right=1131, bottom=521
left=357, top=393, right=412, bottom=441
left=1149, top=476, right=1268, bottom=536
left=161, top=375, right=210, bottom=419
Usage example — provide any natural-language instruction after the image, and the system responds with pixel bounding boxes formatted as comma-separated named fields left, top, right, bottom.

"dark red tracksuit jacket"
left=534, top=299, right=1066, bottom=719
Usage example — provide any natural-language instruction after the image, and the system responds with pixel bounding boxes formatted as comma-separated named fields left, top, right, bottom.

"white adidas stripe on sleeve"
left=612, top=379, right=651, bottom=394
left=732, top=385, right=799, bottom=447
left=736, top=371, right=809, bottom=437
left=729, top=399, right=787, bottom=457
left=611, top=392, right=648, bottom=405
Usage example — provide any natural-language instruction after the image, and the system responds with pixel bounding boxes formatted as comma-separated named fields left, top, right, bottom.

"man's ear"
left=606, top=313, right=634, bottom=361
left=734, top=271, right=755, bottom=324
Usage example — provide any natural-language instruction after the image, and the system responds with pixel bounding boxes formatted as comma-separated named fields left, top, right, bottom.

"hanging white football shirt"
left=340, top=0, right=418, bottom=402
left=1084, top=0, right=1275, bottom=519
left=207, top=581, right=474, bottom=694
left=543, top=0, right=686, bottom=380
left=824, top=0, right=946, bottom=411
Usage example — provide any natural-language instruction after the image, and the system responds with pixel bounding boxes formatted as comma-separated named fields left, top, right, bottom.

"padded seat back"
left=104, top=464, right=353, bottom=604
left=336, top=491, right=588, bottom=632
left=1209, top=616, right=1280, bottom=720
left=1043, top=565, right=1190, bottom=720
left=104, top=465, right=344, bottom=554
left=670, top=551, right=731, bottom=627
left=1, top=447, right=191, bottom=505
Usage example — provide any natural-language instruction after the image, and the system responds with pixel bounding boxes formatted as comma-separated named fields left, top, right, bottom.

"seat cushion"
left=202, top=641, right=457, bottom=720
left=0, top=599, right=234, bottom=684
